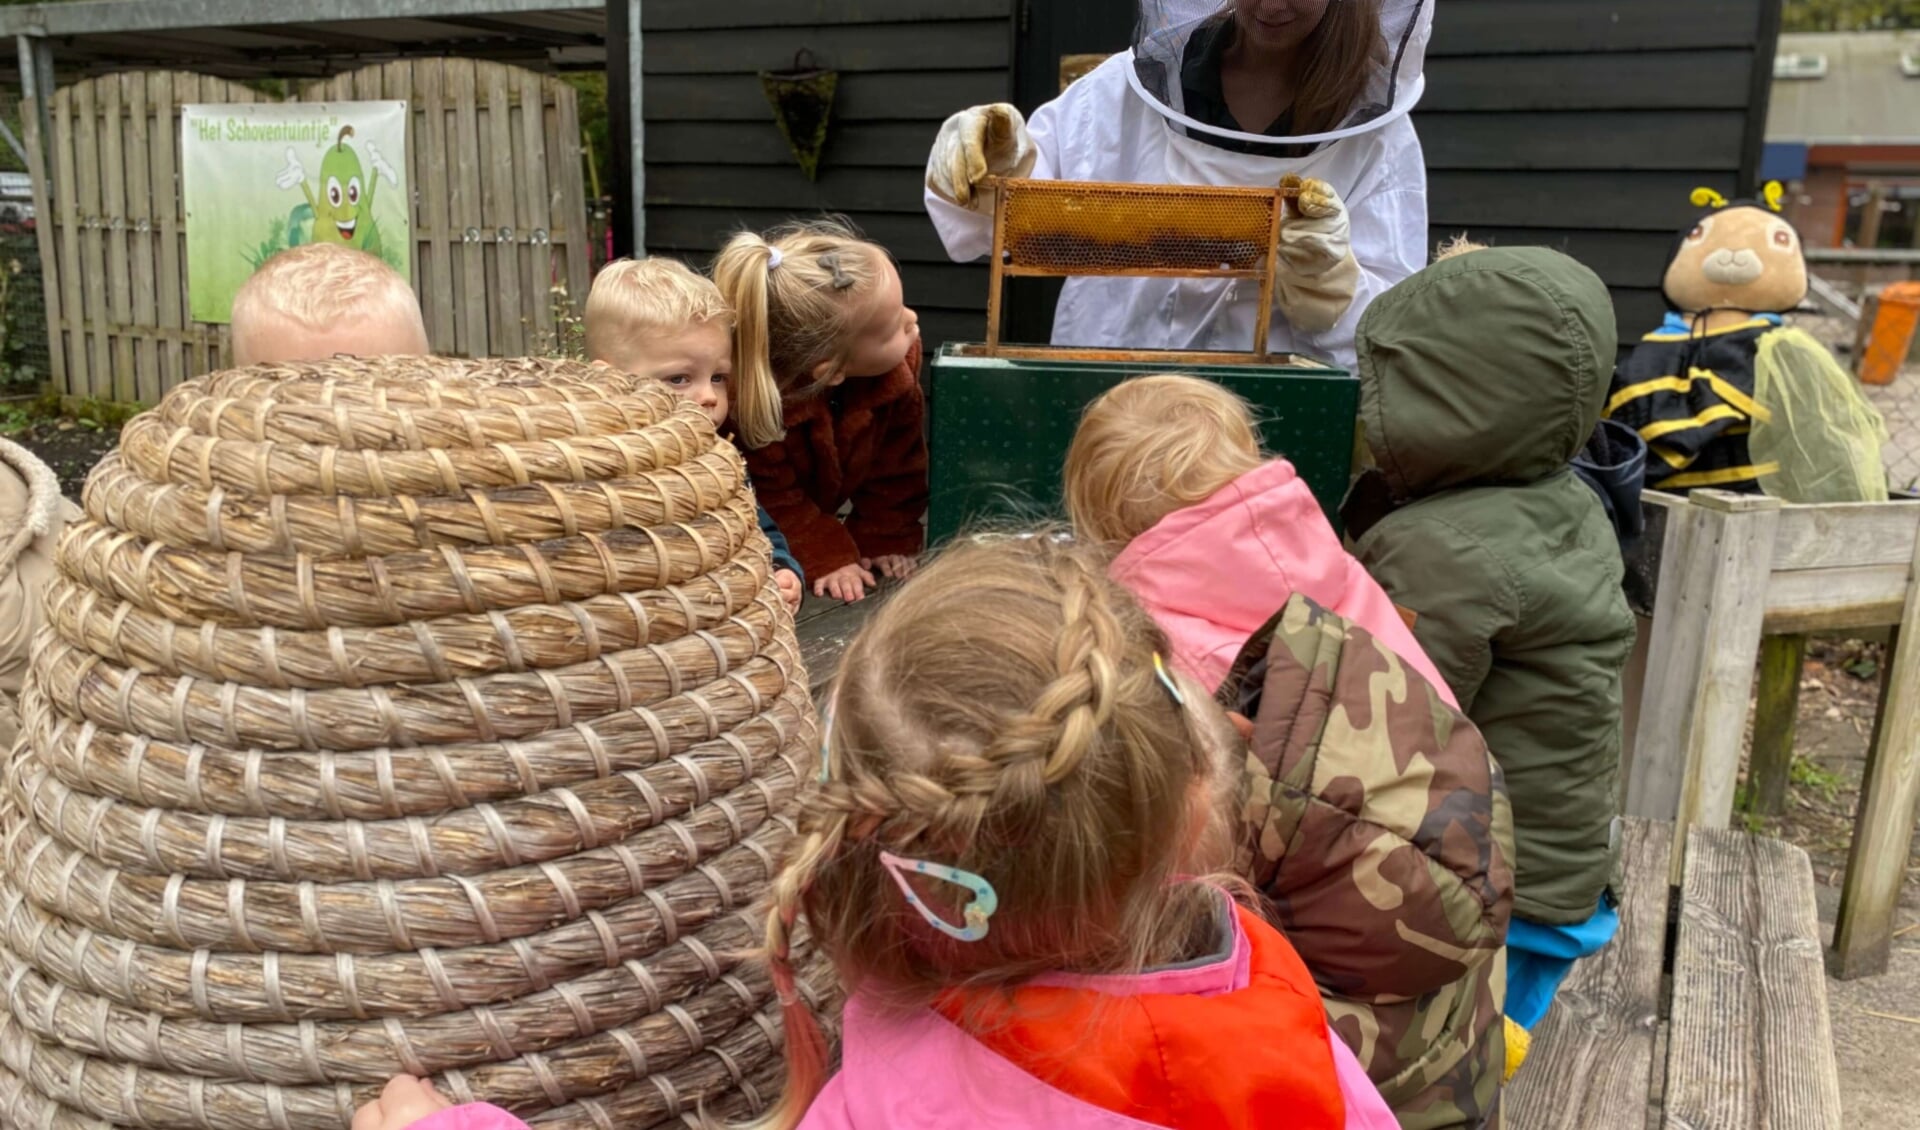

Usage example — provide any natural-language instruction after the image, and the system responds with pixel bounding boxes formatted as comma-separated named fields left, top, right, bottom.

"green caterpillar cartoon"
left=275, top=125, right=397, bottom=254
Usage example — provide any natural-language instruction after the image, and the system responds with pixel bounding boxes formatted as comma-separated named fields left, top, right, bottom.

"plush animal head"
left=1662, top=185, right=1807, bottom=316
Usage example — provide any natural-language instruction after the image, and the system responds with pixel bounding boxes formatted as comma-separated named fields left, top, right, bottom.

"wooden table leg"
left=1747, top=633, right=1808, bottom=817
left=1831, top=573, right=1920, bottom=979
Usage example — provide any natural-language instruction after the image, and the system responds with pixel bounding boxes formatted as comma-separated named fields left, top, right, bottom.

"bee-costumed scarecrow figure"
left=1606, top=185, right=1889, bottom=503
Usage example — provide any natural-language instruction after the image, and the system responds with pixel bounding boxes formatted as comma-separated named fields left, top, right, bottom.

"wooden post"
left=1858, top=183, right=1888, bottom=251
left=606, top=0, right=643, bottom=257
left=984, top=181, right=1009, bottom=352
left=1747, top=633, right=1808, bottom=817
left=1625, top=490, right=1782, bottom=884
left=1252, top=192, right=1281, bottom=359
left=1830, top=527, right=1920, bottom=979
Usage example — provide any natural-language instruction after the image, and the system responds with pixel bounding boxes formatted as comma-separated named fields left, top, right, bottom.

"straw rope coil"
left=0, top=357, right=826, bottom=1129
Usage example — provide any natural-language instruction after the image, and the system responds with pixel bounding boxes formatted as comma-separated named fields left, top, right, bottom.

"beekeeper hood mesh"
left=1127, top=0, right=1431, bottom=147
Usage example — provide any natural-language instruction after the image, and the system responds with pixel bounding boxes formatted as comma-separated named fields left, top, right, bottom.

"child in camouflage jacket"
left=1225, top=594, right=1514, bottom=1130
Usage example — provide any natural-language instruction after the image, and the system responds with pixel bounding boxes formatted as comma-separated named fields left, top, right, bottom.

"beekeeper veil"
left=1127, top=0, right=1430, bottom=147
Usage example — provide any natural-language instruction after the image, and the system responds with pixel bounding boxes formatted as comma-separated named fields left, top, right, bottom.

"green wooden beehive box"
left=927, top=344, right=1361, bottom=545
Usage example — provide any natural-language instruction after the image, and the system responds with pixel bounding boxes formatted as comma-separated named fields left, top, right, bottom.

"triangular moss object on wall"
left=760, top=50, right=838, bottom=182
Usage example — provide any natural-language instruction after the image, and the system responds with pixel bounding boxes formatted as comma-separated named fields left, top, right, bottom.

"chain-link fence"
left=1796, top=284, right=1920, bottom=495
left=0, top=226, right=51, bottom=396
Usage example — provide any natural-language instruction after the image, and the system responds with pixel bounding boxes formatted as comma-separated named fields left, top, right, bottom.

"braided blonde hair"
left=751, top=533, right=1233, bottom=1130
left=711, top=218, right=887, bottom=450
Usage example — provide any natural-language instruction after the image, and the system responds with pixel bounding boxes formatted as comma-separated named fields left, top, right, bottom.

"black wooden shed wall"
left=1419, top=0, right=1783, bottom=345
left=640, top=0, right=1782, bottom=353
left=640, top=0, right=1010, bottom=350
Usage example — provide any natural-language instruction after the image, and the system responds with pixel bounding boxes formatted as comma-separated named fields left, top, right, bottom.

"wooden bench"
left=1508, top=818, right=1843, bottom=1129
left=1625, top=490, right=1920, bottom=979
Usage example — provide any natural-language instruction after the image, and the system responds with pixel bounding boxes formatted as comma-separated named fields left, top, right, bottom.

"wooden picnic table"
left=793, top=592, right=882, bottom=699
left=1508, top=818, right=1844, bottom=1129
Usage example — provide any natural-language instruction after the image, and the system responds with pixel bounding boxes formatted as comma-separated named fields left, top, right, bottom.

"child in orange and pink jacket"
left=1066, top=374, right=1456, bottom=705
left=352, top=535, right=1396, bottom=1130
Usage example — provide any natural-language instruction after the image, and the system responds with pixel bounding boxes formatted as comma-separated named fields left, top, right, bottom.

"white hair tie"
left=766, top=247, right=783, bottom=271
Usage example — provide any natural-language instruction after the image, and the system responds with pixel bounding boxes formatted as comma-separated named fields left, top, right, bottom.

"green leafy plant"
left=1790, top=756, right=1845, bottom=803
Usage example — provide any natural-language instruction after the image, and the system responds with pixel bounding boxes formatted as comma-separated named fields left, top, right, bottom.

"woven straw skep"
left=0, top=356, right=825, bottom=1130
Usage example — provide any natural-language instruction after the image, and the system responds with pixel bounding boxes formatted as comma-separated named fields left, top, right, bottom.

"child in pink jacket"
left=353, top=535, right=1395, bottom=1130
left=1066, top=374, right=1456, bottom=705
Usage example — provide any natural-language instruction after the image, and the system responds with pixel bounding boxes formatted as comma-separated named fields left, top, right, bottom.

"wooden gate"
left=23, top=60, right=590, bottom=404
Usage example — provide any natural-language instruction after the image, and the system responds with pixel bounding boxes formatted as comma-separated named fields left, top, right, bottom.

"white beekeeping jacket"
left=926, top=0, right=1433, bottom=368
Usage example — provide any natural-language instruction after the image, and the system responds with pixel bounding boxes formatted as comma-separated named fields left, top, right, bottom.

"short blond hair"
left=230, top=244, right=427, bottom=364
left=1064, top=375, right=1265, bottom=546
left=583, top=256, right=733, bottom=364
left=1434, top=234, right=1489, bottom=261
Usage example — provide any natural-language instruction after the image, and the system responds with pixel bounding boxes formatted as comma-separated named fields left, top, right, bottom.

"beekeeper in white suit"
left=925, top=0, right=1430, bottom=367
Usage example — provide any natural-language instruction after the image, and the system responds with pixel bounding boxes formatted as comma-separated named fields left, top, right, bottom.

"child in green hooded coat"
left=1340, top=244, right=1637, bottom=1062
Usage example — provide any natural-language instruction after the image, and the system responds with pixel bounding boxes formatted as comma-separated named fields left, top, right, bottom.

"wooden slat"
left=353, top=62, right=382, bottom=101
left=151, top=72, right=183, bottom=392
left=1831, top=530, right=1920, bottom=979
left=20, top=93, right=67, bottom=391
left=1770, top=502, right=1920, bottom=572
left=417, top=60, right=457, bottom=353
left=647, top=164, right=924, bottom=213
left=795, top=597, right=881, bottom=696
left=647, top=120, right=938, bottom=169
left=1429, top=171, right=1739, bottom=232
left=549, top=72, right=590, bottom=321
left=480, top=62, right=523, bottom=357
left=125, top=74, right=160, bottom=404
left=1419, top=227, right=1675, bottom=289
left=75, top=81, right=111, bottom=398
left=1418, top=111, right=1746, bottom=172
left=448, top=60, right=489, bottom=357
left=644, top=0, right=1010, bottom=30
left=1667, top=828, right=1843, bottom=1128
left=100, top=75, right=135, bottom=401
left=519, top=69, right=557, bottom=343
left=1425, top=52, right=1753, bottom=113
left=647, top=205, right=951, bottom=262
left=173, top=73, right=201, bottom=379
left=643, top=21, right=1007, bottom=75
left=1507, top=818, right=1671, bottom=1128
left=1429, top=0, right=1765, bottom=55
left=383, top=58, right=419, bottom=328
left=1762, top=565, right=1911, bottom=634
left=1626, top=492, right=1781, bottom=882
left=644, top=71, right=1005, bottom=123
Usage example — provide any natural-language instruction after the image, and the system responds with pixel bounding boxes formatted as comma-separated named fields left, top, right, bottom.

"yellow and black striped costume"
left=1604, top=315, right=1780, bottom=493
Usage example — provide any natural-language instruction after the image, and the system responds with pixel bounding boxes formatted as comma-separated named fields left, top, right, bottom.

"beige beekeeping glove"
left=1275, top=173, right=1361, bottom=334
left=926, top=103, right=1038, bottom=214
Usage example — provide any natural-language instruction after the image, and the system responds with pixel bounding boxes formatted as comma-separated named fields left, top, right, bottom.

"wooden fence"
left=22, top=59, right=590, bottom=404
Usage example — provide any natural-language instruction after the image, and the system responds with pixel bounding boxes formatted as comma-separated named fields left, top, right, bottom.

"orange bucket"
left=1859, top=281, right=1920, bottom=386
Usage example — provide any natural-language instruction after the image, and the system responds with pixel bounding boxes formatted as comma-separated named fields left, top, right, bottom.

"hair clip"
left=1762, top=181, right=1785, bottom=213
left=1689, top=187, right=1730, bottom=210
left=879, top=851, right=997, bottom=942
left=819, top=252, right=855, bottom=290
left=766, top=247, right=784, bottom=271
left=1153, top=652, right=1186, bottom=707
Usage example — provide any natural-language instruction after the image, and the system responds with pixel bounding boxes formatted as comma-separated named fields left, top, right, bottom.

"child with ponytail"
left=712, top=220, right=928, bottom=603
left=353, top=534, right=1396, bottom=1130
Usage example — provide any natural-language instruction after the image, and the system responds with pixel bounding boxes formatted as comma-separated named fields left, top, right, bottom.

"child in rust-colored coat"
left=713, top=220, right=927, bottom=602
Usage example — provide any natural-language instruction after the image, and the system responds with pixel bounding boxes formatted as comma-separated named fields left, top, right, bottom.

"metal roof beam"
left=0, top=0, right=605, bottom=39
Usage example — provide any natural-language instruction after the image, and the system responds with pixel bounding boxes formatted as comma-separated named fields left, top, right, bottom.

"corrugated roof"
left=0, top=0, right=608, bottom=80
left=1767, top=30, right=1920, bottom=144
